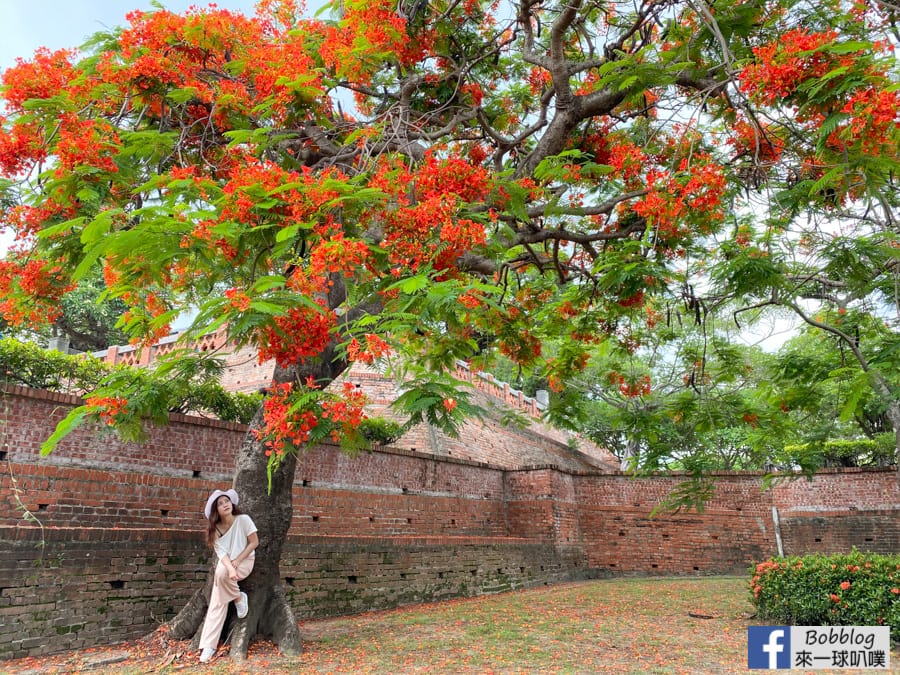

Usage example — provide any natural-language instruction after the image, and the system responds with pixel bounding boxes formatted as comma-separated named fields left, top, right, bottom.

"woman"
left=198, top=488, right=259, bottom=663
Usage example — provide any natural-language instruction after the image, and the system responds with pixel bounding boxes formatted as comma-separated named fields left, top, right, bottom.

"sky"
left=0, top=1, right=259, bottom=72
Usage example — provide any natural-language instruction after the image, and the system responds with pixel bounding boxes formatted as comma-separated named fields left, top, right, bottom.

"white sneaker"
left=199, top=647, right=216, bottom=663
left=235, top=591, right=248, bottom=619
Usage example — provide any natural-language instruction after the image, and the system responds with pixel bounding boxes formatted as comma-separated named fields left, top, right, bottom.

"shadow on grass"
left=2, top=577, right=896, bottom=674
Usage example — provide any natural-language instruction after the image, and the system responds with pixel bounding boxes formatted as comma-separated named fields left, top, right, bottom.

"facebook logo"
left=748, top=626, right=791, bottom=669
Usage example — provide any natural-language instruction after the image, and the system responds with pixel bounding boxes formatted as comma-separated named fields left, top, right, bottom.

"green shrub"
left=0, top=337, right=110, bottom=392
left=358, top=417, right=404, bottom=445
left=750, top=550, right=900, bottom=642
left=783, top=437, right=897, bottom=468
left=0, top=337, right=260, bottom=425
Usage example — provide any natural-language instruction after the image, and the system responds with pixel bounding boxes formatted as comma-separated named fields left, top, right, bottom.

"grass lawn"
left=2, top=576, right=896, bottom=673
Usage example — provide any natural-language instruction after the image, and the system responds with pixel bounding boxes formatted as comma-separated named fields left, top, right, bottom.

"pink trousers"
left=198, top=557, right=254, bottom=651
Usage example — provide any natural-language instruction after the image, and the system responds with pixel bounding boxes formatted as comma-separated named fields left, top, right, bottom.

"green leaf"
left=276, top=224, right=301, bottom=243
left=250, top=275, right=287, bottom=293
left=72, top=240, right=108, bottom=281
left=37, top=216, right=85, bottom=240
left=807, top=167, right=845, bottom=198
left=386, top=274, right=430, bottom=294
left=166, top=87, right=200, bottom=104
left=80, top=209, right=121, bottom=245
left=41, top=406, right=89, bottom=455
left=617, top=75, right=638, bottom=92
left=822, top=41, right=872, bottom=55
left=249, top=300, right=287, bottom=315
left=223, top=129, right=255, bottom=147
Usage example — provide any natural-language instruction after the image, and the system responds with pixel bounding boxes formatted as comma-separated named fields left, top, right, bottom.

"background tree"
left=705, top=0, right=900, bottom=469
left=0, top=269, right=129, bottom=352
left=542, top=311, right=793, bottom=474
left=0, top=0, right=896, bottom=660
left=773, top=322, right=899, bottom=468
left=51, top=270, right=130, bottom=352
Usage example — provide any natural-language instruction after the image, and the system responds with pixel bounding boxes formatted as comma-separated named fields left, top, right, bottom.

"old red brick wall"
left=772, top=470, right=900, bottom=555
left=1, top=384, right=897, bottom=658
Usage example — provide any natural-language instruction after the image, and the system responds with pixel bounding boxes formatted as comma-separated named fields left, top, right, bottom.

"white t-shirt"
left=214, top=514, right=257, bottom=561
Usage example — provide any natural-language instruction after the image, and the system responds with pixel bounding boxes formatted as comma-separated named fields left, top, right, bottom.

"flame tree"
left=1, top=0, right=896, bottom=659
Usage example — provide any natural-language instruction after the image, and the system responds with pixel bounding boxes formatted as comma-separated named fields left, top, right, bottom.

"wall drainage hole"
left=347, top=575, right=357, bottom=584
left=109, top=580, right=126, bottom=590
left=369, top=516, right=375, bottom=522
left=160, top=509, right=169, bottom=517
left=406, top=518, right=412, bottom=524
left=302, top=479, right=309, bottom=487
left=311, top=515, right=319, bottom=522
left=192, top=470, right=201, bottom=478
left=285, top=577, right=295, bottom=586
left=38, top=504, right=49, bottom=511
left=0, top=451, right=7, bottom=460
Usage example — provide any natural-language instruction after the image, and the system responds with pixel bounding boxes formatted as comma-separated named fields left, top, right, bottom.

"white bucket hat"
left=204, top=488, right=239, bottom=519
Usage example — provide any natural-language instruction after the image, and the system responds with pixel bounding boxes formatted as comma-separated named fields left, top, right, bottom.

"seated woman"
left=198, top=488, right=258, bottom=663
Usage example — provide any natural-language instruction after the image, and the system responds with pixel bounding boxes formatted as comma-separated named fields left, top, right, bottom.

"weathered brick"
left=1, top=385, right=897, bottom=661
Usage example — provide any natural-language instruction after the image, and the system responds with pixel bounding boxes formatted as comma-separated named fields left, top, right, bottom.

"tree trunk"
left=164, top=399, right=302, bottom=660
left=164, top=280, right=361, bottom=660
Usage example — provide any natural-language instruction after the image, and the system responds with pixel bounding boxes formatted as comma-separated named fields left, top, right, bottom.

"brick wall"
left=0, top=526, right=207, bottom=658
left=773, top=470, right=900, bottom=555
left=1, top=385, right=897, bottom=658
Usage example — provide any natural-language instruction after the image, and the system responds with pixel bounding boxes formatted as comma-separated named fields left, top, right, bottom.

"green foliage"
left=0, top=337, right=108, bottom=392
left=750, top=551, right=900, bottom=643
left=0, top=270, right=129, bottom=352
left=54, top=270, right=129, bottom=351
left=0, top=338, right=261, bottom=453
left=391, top=373, right=482, bottom=439
left=357, top=417, right=404, bottom=445
left=782, top=436, right=897, bottom=469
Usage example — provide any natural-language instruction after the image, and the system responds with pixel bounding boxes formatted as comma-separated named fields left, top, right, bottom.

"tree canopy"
left=1, top=0, right=898, bottom=474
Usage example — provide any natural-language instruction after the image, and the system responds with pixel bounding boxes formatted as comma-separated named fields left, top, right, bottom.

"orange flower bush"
left=750, top=552, right=900, bottom=641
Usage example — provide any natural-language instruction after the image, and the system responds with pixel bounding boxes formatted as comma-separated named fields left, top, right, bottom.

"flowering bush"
left=750, top=551, right=900, bottom=643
